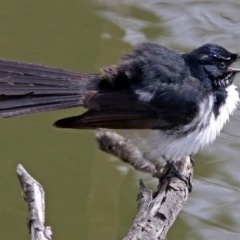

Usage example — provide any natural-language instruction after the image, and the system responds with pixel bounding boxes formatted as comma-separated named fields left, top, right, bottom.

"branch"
left=16, top=164, right=52, bottom=240
left=15, top=129, right=193, bottom=240
left=96, top=129, right=164, bottom=175
left=95, top=129, right=193, bottom=240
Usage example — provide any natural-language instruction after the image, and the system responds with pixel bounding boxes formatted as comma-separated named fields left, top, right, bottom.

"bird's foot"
left=165, top=158, right=192, bottom=192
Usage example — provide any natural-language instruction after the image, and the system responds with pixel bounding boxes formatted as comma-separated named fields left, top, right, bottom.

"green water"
left=0, top=0, right=240, bottom=239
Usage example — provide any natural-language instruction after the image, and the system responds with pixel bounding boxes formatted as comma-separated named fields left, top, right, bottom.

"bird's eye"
left=218, top=62, right=226, bottom=69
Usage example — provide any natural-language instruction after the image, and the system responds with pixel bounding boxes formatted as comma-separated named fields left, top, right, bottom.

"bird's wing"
left=54, top=110, right=162, bottom=129
left=54, top=91, right=175, bottom=130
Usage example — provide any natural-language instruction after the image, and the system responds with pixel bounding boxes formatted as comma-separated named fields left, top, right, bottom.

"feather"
left=0, top=59, right=99, bottom=117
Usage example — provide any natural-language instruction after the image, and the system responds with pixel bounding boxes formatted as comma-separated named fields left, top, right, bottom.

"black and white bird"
left=0, top=43, right=240, bottom=163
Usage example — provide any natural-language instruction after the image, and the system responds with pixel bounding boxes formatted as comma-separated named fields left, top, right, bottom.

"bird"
left=0, top=42, right=240, bottom=166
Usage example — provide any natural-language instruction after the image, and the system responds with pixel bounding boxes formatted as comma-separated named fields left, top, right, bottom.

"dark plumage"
left=0, top=43, right=240, bottom=160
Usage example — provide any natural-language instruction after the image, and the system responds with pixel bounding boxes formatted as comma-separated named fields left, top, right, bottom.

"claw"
left=163, top=156, right=192, bottom=192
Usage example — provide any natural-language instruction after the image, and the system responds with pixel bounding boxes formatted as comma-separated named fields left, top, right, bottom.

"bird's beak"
left=228, top=54, right=240, bottom=73
left=228, top=67, right=240, bottom=73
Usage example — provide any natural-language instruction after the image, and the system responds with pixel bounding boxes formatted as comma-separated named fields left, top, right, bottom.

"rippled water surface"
left=0, top=0, right=240, bottom=239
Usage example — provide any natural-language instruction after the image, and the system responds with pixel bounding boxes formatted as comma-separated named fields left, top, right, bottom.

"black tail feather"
left=0, top=59, right=99, bottom=117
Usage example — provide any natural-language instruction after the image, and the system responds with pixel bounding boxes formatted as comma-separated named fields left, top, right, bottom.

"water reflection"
left=97, top=0, right=240, bottom=50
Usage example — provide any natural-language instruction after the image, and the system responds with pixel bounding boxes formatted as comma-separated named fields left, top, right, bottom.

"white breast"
left=130, top=84, right=239, bottom=161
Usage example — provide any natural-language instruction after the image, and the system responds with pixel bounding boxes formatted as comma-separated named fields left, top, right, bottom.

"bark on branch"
left=16, top=164, right=52, bottom=240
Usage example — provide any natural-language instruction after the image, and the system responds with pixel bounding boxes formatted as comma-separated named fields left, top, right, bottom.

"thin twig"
left=16, top=164, right=52, bottom=240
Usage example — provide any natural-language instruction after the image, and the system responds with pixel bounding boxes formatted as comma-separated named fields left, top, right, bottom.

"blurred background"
left=0, top=0, right=240, bottom=239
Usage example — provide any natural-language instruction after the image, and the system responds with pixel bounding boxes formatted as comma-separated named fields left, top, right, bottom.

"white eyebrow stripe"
left=213, top=54, right=231, bottom=60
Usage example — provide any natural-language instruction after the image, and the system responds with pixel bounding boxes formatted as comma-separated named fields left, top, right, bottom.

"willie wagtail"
left=0, top=43, right=240, bottom=163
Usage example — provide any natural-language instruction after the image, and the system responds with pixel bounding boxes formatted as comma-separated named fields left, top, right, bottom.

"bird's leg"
left=163, top=156, right=192, bottom=192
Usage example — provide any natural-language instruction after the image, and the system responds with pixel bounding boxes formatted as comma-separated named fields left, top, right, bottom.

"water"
left=0, top=0, right=240, bottom=239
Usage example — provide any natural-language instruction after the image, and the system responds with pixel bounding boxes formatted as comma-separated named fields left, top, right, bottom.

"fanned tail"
left=0, top=59, right=99, bottom=117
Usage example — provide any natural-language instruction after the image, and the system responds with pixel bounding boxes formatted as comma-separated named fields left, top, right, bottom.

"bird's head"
left=183, top=43, right=240, bottom=88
